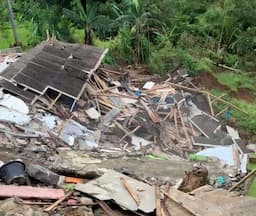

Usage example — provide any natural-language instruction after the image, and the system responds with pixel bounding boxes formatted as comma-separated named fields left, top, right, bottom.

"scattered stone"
left=0, top=198, right=48, bottom=216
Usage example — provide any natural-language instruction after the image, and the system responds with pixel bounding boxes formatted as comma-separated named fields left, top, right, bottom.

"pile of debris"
left=0, top=40, right=255, bottom=215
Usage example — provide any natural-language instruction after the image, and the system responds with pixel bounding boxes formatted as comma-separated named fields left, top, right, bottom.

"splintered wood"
left=82, top=67, right=233, bottom=156
left=120, top=177, right=140, bottom=206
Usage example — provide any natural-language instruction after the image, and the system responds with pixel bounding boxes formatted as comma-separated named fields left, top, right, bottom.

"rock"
left=26, top=164, right=63, bottom=186
left=51, top=151, right=103, bottom=178
left=57, top=207, right=94, bottom=216
left=0, top=198, right=48, bottom=216
left=80, top=197, right=94, bottom=205
left=179, top=165, right=209, bottom=193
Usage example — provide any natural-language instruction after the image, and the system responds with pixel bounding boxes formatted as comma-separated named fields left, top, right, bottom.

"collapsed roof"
left=0, top=40, right=108, bottom=107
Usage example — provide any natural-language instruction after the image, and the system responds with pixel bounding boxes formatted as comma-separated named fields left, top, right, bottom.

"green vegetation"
left=216, top=72, right=256, bottom=92
left=0, top=23, right=32, bottom=49
left=211, top=89, right=256, bottom=141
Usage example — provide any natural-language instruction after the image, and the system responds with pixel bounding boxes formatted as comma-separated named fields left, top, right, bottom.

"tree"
left=114, top=0, right=164, bottom=64
left=16, top=0, right=72, bottom=41
left=64, top=0, right=111, bottom=45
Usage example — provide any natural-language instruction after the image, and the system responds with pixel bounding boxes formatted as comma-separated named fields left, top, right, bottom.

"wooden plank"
left=167, top=82, right=248, bottom=115
left=173, top=107, right=180, bottom=139
left=0, top=185, right=64, bottom=200
left=229, top=169, right=256, bottom=192
left=44, top=190, right=74, bottom=212
left=163, top=189, right=224, bottom=216
left=96, top=200, right=118, bottom=216
left=140, top=100, right=160, bottom=124
left=207, top=93, right=214, bottom=116
left=120, top=177, right=140, bottom=206
left=178, top=109, right=191, bottom=148
left=155, top=184, right=162, bottom=216
left=48, top=93, right=62, bottom=110
left=215, top=106, right=228, bottom=117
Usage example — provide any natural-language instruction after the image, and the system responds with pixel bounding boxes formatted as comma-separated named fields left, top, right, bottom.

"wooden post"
left=207, top=93, right=214, bottom=116
left=173, top=107, right=180, bottom=139
left=167, top=82, right=248, bottom=115
left=48, top=93, right=62, bottom=110
left=215, top=106, right=228, bottom=117
left=178, top=109, right=191, bottom=149
left=155, top=184, right=162, bottom=216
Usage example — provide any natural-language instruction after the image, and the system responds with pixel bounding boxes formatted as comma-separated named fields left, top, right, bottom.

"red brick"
left=0, top=185, right=65, bottom=200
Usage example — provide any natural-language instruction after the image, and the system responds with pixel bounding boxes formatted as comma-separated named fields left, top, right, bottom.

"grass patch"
left=211, top=89, right=256, bottom=141
left=0, top=23, right=33, bottom=49
left=216, top=72, right=256, bottom=92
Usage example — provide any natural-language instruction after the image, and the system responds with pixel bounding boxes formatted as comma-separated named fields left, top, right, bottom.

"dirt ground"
left=195, top=72, right=255, bottom=103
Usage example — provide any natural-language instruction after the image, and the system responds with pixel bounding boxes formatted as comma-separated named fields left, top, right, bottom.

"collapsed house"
left=0, top=40, right=255, bottom=215
left=0, top=41, right=107, bottom=108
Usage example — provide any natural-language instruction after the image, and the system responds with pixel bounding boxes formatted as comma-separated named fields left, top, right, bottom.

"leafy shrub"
left=148, top=42, right=177, bottom=75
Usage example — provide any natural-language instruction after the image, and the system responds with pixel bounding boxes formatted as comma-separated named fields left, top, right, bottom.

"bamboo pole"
left=167, top=82, right=248, bottom=115
left=229, top=169, right=256, bottom=192
left=207, top=93, right=214, bottom=116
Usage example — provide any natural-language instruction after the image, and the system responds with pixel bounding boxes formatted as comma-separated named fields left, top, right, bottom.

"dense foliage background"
left=1, top=0, right=255, bottom=72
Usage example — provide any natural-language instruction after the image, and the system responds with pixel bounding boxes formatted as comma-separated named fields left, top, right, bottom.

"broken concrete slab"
left=0, top=185, right=65, bottom=200
left=195, top=189, right=256, bottom=216
left=164, top=188, right=225, bottom=216
left=75, top=169, right=155, bottom=213
left=51, top=151, right=227, bottom=183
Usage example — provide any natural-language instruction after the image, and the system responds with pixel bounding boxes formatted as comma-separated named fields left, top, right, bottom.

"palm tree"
left=114, top=0, right=163, bottom=64
left=63, top=0, right=110, bottom=45
left=17, top=0, right=71, bottom=41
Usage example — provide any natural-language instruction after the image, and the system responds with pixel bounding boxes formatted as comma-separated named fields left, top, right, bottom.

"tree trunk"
left=6, top=0, right=19, bottom=46
left=84, top=28, right=93, bottom=45
left=80, top=0, right=87, bottom=13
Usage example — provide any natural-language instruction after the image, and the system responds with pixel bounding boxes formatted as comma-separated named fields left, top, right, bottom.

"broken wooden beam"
left=44, top=190, right=74, bottom=212
left=96, top=200, right=118, bottom=216
left=207, top=93, right=214, bottom=116
left=140, top=100, right=160, bottom=124
left=155, top=184, right=162, bottom=216
left=167, top=82, right=248, bottom=115
left=229, top=169, right=256, bottom=192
